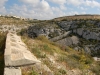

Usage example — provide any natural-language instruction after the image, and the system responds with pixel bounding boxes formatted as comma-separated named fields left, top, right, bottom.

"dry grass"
left=21, top=35, right=100, bottom=75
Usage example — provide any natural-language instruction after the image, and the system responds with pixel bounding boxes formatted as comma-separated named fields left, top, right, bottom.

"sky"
left=1, top=0, right=100, bottom=20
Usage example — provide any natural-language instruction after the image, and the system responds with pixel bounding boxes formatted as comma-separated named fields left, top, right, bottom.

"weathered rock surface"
left=26, top=20, right=100, bottom=56
left=0, top=25, right=28, bottom=32
left=4, top=67, right=21, bottom=75
left=50, top=31, right=71, bottom=41
left=57, top=21, right=72, bottom=31
left=72, top=28, right=100, bottom=40
left=27, top=25, right=65, bottom=38
left=4, top=32, right=40, bottom=67
left=58, top=21, right=100, bottom=40
left=56, top=36, right=79, bottom=46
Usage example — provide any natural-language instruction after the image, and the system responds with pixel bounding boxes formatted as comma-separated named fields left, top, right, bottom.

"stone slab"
left=4, top=67, right=21, bottom=75
left=4, top=32, right=40, bottom=67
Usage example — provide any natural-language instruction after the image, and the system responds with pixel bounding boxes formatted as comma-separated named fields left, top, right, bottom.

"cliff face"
left=27, top=19, right=100, bottom=56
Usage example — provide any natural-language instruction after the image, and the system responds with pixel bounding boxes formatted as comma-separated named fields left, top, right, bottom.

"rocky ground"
left=27, top=19, right=100, bottom=57
left=0, top=15, right=100, bottom=75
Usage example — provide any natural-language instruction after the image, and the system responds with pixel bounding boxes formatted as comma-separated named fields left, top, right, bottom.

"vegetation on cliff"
left=21, top=35, right=100, bottom=75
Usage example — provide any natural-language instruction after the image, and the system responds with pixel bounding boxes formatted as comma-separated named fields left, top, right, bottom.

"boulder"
left=76, top=28, right=84, bottom=36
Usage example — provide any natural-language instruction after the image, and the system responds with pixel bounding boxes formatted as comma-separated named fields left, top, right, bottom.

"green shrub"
left=36, top=36, right=50, bottom=43
left=30, top=70, right=39, bottom=75
left=57, top=55, right=67, bottom=62
left=59, top=68, right=67, bottom=74
left=43, top=44, right=51, bottom=51
left=32, top=47, right=42, bottom=58
left=71, top=54, right=80, bottom=60
left=85, top=58, right=93, bottom=64
left=91, top=65, right=100, bottom=75
left=18, top=28, right=27, bottom=36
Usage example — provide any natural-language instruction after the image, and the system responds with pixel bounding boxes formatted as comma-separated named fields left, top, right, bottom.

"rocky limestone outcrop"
left=73, top=28, right=100, bottom=40
left=50, top=31, right=71, bottom=41
left=27, top=25, right=65, bottom=38
left=56, top=36, right=79, bottom=46
left=26, top=20, right=100, bottom=56
left=58, top=21, right=100, bottom=40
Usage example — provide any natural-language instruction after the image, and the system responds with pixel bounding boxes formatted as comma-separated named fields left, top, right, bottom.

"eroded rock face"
left=76, top=28, right=84, bottom=36
left=26, top=20, right=100, bottom=56
left=58, top=21, right=75, bottom=31
left=58, top=21, right=100, bottom=40
left=73, top=28, right=100, bottom=40
left=4, top=32, right=40, bottom=67
left=56, top=36, right=79, bottom=46
left=27, top=25, right=65, bottom=38
left=50, top=31, right=71, bottom=42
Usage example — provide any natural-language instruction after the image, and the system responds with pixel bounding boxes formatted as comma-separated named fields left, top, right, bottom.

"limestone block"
left=4, top=67, right=21, bottom=75
left=5, top=32, right=41, bottom=67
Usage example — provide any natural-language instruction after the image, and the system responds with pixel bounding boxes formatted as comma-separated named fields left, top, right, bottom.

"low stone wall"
left=4, top=32, right=40, bottom=75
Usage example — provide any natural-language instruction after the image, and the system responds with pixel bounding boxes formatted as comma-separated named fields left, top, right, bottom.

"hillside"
left=26, top=16, right=100, bottom=57
left=53, top=14, right=100, bottom=21
left=0, top=15, right=100, bottom=75
left=20, top=36, right=100, bottom=75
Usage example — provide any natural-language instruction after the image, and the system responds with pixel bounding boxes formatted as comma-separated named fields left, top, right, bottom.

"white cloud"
left=48, top=0, right=66, bottom=5
left=0, top=7, right=6, bottom=14
left=66, top=0, right=100, bottom=8
left=67, top=0, right=84, bottom=6
left=85, top=0, right=100, bottom=7
left=4, top=0, right=67, bottom=20
left=60, top=5, right=67, bottom=10
left=0, top=0, right=8, bottom=5
left=0, top=0, right=8, bottom=14
left=2, top=0, right=100, bottom=20
left=8, top=0, right=55, bottom=20
left=39, top=0, right=50, bottom=11
left=19, top=0, right=40, bottom=4
left=78, top=6, right=87, bottom=10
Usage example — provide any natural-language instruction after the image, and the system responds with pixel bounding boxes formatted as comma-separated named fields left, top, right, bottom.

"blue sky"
left=1, top=0, right=100, bottom=20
